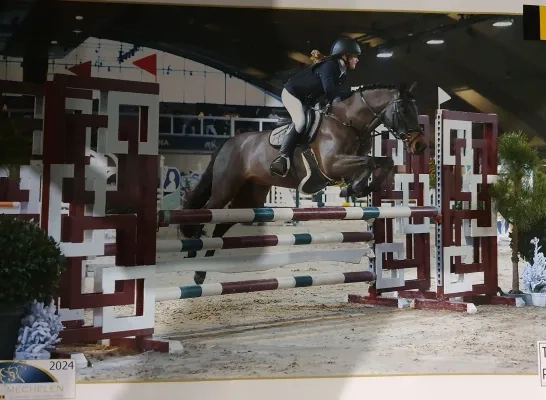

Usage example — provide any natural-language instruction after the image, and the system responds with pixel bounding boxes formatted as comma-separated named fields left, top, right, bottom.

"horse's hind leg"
left=230, top=182, right=270, bottom=211
left=191, top=174, right=249, bottom=284
left=193, top=183, right=271, bottom=284
left=193, top=222, right=235, bottom=285
left=185, top=226, right=204, bottom=261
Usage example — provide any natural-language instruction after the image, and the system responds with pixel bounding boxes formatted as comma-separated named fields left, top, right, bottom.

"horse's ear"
left=409, top=81, right=418, bottom=93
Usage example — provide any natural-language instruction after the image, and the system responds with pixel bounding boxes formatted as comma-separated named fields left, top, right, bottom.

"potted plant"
left=0, top=216, right=66, bottom=360
left=521, top=237, right=546, bottom=306
left=511, top=212, right=546, bottom=262
left=489, top=131, right=546, bottom=297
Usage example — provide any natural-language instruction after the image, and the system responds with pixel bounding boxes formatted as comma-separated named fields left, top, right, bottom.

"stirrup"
left=270, top=155, right=290, bottom=177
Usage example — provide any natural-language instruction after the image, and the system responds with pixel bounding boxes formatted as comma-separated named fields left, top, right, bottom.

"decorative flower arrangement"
left=0, top=217, right=66, bottom=360
left=521, top=237, right=546, bottom=294
left=14, top=300, right=64, bottom=359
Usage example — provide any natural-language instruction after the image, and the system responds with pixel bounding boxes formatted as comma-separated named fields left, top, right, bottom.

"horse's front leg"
left=340, top=169, right=375, bottom=198
left=327, top=155, right=376, bottom=198
left=337, top=156, right=395, bottom=199
left=359, top=156, right=395, bottom=197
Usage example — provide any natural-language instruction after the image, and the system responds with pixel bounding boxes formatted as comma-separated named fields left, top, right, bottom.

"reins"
left=317, top=88, right=422, bottom=148
left=317, top=89, right=398, bottom=145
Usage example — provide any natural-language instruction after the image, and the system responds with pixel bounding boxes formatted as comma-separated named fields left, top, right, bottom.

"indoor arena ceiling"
left=2, top=0, right=546, bottom=147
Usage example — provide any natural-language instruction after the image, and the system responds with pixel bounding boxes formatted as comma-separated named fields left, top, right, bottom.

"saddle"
left=268, top=103, right=334, bottom=195
left=268, top=103, right=323, bottom=149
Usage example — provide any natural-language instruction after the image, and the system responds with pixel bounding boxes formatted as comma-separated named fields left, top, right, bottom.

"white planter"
left=523, top=293, right=546, bottom=307
left=14, top=350, right=51, bottom=360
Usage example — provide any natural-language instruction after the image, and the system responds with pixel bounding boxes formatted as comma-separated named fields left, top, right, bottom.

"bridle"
left=321, top=89, right=424, bottom=149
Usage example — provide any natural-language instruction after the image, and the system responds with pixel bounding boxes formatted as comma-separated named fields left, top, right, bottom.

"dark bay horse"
left=180, top=82, right=427, bottom=284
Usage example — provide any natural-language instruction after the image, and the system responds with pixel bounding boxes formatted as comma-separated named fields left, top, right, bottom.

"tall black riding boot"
left=269, top=125, right=300, bottom=177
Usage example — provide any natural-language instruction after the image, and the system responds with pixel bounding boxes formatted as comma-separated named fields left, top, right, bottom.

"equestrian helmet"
left=330, top=38, right=362, bottom=57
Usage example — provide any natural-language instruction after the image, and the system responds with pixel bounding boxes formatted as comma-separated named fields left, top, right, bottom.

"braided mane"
left=351, top=83, right=398, bottom=93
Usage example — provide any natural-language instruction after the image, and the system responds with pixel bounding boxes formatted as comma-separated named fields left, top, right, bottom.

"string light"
left=117, top=44, right=140, bottom=63
left=0, top=58, right=223, bottom=76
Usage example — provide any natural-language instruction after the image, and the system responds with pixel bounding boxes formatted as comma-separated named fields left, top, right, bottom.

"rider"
left=269, top=37, right=362, bottom=178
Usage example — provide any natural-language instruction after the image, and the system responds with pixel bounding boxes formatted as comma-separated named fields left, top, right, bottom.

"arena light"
left=288, top=51, right=312, bottom=65
left=377, top=50, right=393, bottom=58
left=75, top=15, right=83, bottom=20
left=426, top=39, right=444, bottom=45
left=51, top=40, right=57, bottom=44
left=493, top=19, right=513, bottom=27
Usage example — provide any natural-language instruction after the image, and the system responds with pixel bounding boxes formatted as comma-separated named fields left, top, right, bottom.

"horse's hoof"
left=340, top=187, right=355, bottom=198
left=357, top=187, right=373, bottom=198
left=193, top=272, right=206, bottom=285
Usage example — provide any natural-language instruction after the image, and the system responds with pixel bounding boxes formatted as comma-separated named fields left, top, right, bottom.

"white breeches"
left=281, top=88, right=306, bottom=133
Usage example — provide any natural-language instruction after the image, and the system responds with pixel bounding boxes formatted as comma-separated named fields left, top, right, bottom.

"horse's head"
left=381, top=82, right=427, bottom=155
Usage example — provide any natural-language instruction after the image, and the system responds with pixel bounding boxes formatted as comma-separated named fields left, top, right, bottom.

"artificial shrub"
left=0, top=217, right=66, bottom=307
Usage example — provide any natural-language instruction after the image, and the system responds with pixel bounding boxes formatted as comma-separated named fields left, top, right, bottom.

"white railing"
left=158, top=114, right=281, bottom=137
left=4, top=108, right=282, bottom=137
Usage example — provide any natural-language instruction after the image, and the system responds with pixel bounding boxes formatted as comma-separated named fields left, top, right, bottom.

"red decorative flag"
left=68, top=61, right=91, bottom=77
left=133, top=54, right=157, bottom=76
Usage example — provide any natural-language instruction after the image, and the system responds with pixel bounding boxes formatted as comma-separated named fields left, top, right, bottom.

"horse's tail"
left=179, top=144, right=223, bottom=238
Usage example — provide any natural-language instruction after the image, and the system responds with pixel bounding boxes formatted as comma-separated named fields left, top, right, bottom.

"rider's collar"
left=338, top=59, right=346, bottom=77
